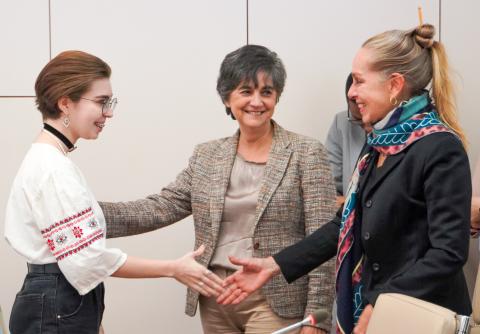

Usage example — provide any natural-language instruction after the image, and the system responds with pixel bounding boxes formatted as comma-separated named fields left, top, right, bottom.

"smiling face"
left=348, top=47, right=394, bottom=126
left=62, top=78, right=113, bottom=142
left=225, top=72, right=278, bottom=132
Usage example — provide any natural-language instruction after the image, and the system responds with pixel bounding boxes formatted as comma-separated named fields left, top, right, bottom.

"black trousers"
left=9, top=263, right=105, bottom=334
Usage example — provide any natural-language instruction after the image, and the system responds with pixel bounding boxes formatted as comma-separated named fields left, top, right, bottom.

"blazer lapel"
left=363, top=151, right=406, bottom=199
left=357, top=148, right=376, bottom=198
left=209, top=133, right=238, bottom=244
left=254, top=122, right=292, bottom=227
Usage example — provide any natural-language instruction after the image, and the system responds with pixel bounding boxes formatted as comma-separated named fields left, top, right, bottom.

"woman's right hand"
left=172, top=245, right=224, bottom=297
left=216, top=256, right=281, bottom=305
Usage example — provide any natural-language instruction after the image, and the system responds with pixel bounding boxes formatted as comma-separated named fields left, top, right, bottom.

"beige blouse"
left=210, top=155, right=265, bottom=270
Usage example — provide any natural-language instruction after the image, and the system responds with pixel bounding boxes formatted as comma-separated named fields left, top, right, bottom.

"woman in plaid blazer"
left=100, top=45, right=336, bottom=333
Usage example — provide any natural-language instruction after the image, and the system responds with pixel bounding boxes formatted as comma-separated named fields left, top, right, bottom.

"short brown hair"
left=35, top=50, right=111, bottom=119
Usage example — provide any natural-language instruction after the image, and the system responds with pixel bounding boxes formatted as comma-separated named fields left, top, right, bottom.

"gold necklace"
left=43, top=130, right=67, bottom=156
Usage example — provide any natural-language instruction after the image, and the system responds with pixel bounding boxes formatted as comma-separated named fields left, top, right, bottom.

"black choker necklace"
left=43, top=123, right=76, bottom=152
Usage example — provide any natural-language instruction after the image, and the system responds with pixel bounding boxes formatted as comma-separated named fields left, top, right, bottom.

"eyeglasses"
left=80, top=97, right=118, bottom=116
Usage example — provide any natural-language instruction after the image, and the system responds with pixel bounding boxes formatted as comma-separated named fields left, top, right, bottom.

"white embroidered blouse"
left=5, top=143, right=127, bottom=295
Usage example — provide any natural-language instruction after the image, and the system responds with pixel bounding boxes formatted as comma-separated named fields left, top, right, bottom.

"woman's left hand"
left=353, top=304, right=373, bottom=334
left=300, top=326, right=327, bottom=334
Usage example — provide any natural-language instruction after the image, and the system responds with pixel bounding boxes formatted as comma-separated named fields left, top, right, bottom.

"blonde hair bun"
left=413, top=24, right=435, bottom=48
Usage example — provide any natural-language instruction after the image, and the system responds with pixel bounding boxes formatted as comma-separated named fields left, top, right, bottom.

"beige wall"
left=1, top=1, right=478, bottom=333
left=442, top=0, right=480, bottom=298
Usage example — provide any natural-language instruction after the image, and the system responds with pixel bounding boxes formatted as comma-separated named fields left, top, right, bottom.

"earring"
left=63, top=116, right=70, bottom=128
left=390, top=96, right=398, bottom=106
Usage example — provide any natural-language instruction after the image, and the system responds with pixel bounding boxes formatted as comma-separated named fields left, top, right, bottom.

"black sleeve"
left=273, top=207, right=342, bottom=283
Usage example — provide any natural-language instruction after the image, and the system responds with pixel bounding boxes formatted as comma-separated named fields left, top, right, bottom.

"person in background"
left=100, top=44, right=337, bottom=334
left=4, top=51, right=223, bottom=334
left=471, top=159, right=480, bottom=236
left=218, top=23, right=472, bottom=334
left=325, top=73, right=371, bottom=207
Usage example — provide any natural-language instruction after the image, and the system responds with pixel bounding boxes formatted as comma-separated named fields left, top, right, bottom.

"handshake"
left=173, top=245, right=279, bottom=305
left=173, top=248, right=330, bottom=334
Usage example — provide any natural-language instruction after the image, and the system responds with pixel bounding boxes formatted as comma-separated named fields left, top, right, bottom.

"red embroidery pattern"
left=42, top=211, right=94, bottom=239
left=41, top=207, right=103, bottom=261
left=41, top=207, right=93, bottom=234
left=56, top=231, right=103, bottom=261
left=56, top=233, right=68, bottom=244
left=52, top=229, right=103, bottom=258
left=56, top=232, right=104, bottom=261
left=73, top=226, right=83, bottom=238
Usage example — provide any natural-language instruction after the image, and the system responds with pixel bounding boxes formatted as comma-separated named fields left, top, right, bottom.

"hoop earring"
left=390, top=96, right=398, bottom=106
left=63, top=116, right=70, bottom=128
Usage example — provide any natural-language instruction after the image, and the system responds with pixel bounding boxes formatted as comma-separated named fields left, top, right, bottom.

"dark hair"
left=35, top=50, right=111, bottom=119
left=345, top=73, right=353, bottom=103
left=216, top=44, right=287, bottom=119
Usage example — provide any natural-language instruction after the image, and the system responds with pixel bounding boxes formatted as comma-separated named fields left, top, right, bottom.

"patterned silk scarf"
left=335, top=93, right=455, bottom=334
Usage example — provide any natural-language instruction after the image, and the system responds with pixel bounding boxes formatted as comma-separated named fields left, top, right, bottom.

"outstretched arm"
left=113, top=245, right=224, bottom=298
left=101, top=146, right=199, bottom=238
left=274, top=208, right=341, bottom=283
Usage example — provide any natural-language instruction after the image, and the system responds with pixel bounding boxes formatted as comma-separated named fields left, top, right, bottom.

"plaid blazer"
left=100, top=121, right=336, bottom=327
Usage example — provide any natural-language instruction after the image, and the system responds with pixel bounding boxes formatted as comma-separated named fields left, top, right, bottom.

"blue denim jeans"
left=9, top=264, right=104, bottom=334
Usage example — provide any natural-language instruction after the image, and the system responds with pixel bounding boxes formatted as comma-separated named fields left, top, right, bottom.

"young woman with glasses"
left=5, top=50, right=224, bottom=334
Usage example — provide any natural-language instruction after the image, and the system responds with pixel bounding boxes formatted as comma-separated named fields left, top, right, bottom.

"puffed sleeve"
left=31, top=168, right=127, bottom=295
